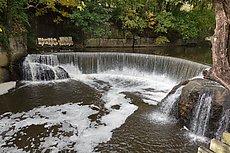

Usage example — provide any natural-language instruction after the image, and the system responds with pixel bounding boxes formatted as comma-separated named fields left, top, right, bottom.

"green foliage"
left=0, top=0, right=217, bottom=49
left=155, top=11, right=175, bottom=33
left=0, top=29, right=9, bottom=51
left=0, top=0, right=28, bottom=50
left=174, top=8, right=215, bottom=40
left=107, top=0, right=150, bottom=36
left=32, top=0, right=84, bottom=23
left=120, top=10, right=147, bottom=33
left=71, top=1, right=111, bottom=37
left=9, top=0, right=29, bottom=34
left=155, top=36, right=170, bottom=45
left=0, top=0, right=29, bottom=35
left=145, top=1, right=215, bottom=41
left=0, top=0, right=7, bottom=13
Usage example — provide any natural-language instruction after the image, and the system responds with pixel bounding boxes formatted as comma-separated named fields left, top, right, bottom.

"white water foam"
left=147, top=87, right=183, bottom=124
left=0, top=67, right=177, bottom=152
left=0, top=103, right=95, bottom=152
left=148, top=111, right=177, bottom=124
left=184, top=131, right=210, bottom=144
left=73, top=67, right=176, bottom=106
left=73, top=68, right=177, bottom=127
left=0, top=101, right=137, bottom=153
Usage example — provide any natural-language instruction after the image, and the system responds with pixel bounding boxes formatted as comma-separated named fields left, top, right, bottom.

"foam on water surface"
left=0, top=67, right=177, bottom=152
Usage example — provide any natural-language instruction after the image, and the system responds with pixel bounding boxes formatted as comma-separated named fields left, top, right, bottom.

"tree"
left=26, top=0, right=85, bottom=23
left=71, top=1, right=111, bottom=38
left=0, top=0, right=29, bottom=51
left=204, top=0, right=230, bottom=91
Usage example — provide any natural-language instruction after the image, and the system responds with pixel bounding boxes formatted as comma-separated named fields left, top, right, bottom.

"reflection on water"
left=78, top=46, right=212, bottom=65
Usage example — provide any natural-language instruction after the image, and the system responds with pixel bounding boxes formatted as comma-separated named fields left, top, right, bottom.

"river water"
left=0, top=51, right=210, bottom=152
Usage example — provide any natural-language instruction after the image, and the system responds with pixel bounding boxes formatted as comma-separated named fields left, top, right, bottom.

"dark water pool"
left=0, top=71, right=208, bottom=152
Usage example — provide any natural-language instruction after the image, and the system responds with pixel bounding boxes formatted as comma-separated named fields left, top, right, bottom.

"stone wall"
left=0, top=68, right=9, bottom=83
left=0, top=48, right=10, bottom=83
left=198, top=132, right=230, bottom=153
left=0, top=36, right=27, bottom=83
left=84, top=37, right=156, bottom=48
left=9, top=36, right=27, bottom=63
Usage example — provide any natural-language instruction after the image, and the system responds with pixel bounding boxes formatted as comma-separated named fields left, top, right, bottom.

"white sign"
left=37, top=37, right=74, bottom=46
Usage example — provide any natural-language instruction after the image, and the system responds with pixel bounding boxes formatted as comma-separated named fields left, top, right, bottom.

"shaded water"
left=0, top=52, right=209, bottom=152
left=76, top=46, right=212, bottom=65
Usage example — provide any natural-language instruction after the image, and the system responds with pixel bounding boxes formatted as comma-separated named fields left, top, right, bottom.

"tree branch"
left=223, top=0, right=230, bottom=23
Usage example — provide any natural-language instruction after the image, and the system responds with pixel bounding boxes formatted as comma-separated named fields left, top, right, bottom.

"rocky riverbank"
left=161, top=78, right=230, bottom=138
left=0, top=36, right=27, bottom=83
left=0, top=51, right=9, bottom=83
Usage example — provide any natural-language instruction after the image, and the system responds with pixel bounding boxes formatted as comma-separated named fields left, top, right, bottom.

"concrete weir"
left=21, top=52, right=209, bottom=82
left=0, top=81, right=16, bottom=95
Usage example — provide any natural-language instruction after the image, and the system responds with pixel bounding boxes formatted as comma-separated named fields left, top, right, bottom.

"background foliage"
left=0, top=0, right=215, bottom=49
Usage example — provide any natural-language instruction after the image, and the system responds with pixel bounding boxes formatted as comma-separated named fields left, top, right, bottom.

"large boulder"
left=163, top=78, right=230, bottom=138
left=9, top=36, right=27, bottom=63
left=0, top=51, right=8, bottom=67
left=0, top=68, right=10, bottom=83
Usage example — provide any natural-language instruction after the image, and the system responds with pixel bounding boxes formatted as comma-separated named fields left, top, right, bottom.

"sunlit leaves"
left=146, top=12, right=156, bottom=29
left=77, top=1, right=86, bottom=11
left=33, top=0, right=84, bottom=23
left=120, top=10, right=147, bottom=32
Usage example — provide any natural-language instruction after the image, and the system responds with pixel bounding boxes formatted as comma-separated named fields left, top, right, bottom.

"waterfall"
left=190, top=92, right=213, bottom=136
left=160, top=86, right=183, bottom=116
left=215, top=109, right=230, bottom=139
left=22, top=52, right=208, bottom=81
left=22, top=54, right=70, bottom=81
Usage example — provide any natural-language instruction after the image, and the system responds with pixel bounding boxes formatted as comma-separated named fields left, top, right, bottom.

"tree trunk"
left=204, top=0, right=230, bottom=90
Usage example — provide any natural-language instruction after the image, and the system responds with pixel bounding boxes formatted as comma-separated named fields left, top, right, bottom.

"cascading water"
left=23, top=54, right=70, bottom=81
left=215, top=109, right=230, bottom=139
left=160, top=86, right=183, bottom=116
left=22, top=52, right=208, bottom=82
left=190, top=92, right=213, bottom=136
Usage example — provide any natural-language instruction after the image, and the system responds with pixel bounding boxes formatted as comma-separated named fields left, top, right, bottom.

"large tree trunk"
left=204, top=0, right=230, bottom=90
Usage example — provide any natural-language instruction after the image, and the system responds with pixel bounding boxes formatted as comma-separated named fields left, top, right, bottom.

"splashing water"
left=190, top=92, right=213, bottom=136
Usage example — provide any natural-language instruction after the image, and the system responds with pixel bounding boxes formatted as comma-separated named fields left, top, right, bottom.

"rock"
left=0, top=36, right=27, bottom=83
left=0, top=68, right=10, bottom=83
left=0, top=52, right=8, bottom=67
left=111, top=105, right=121, bottom=110
left=9, top=36, right=27, bottom=64
left=36, top=66, right=55, bottom=81
left=55, top=66, right=70, bottom=79
left=0, top=81, right=16, bottom=95
left=163, top=78, right=230, bottom=138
